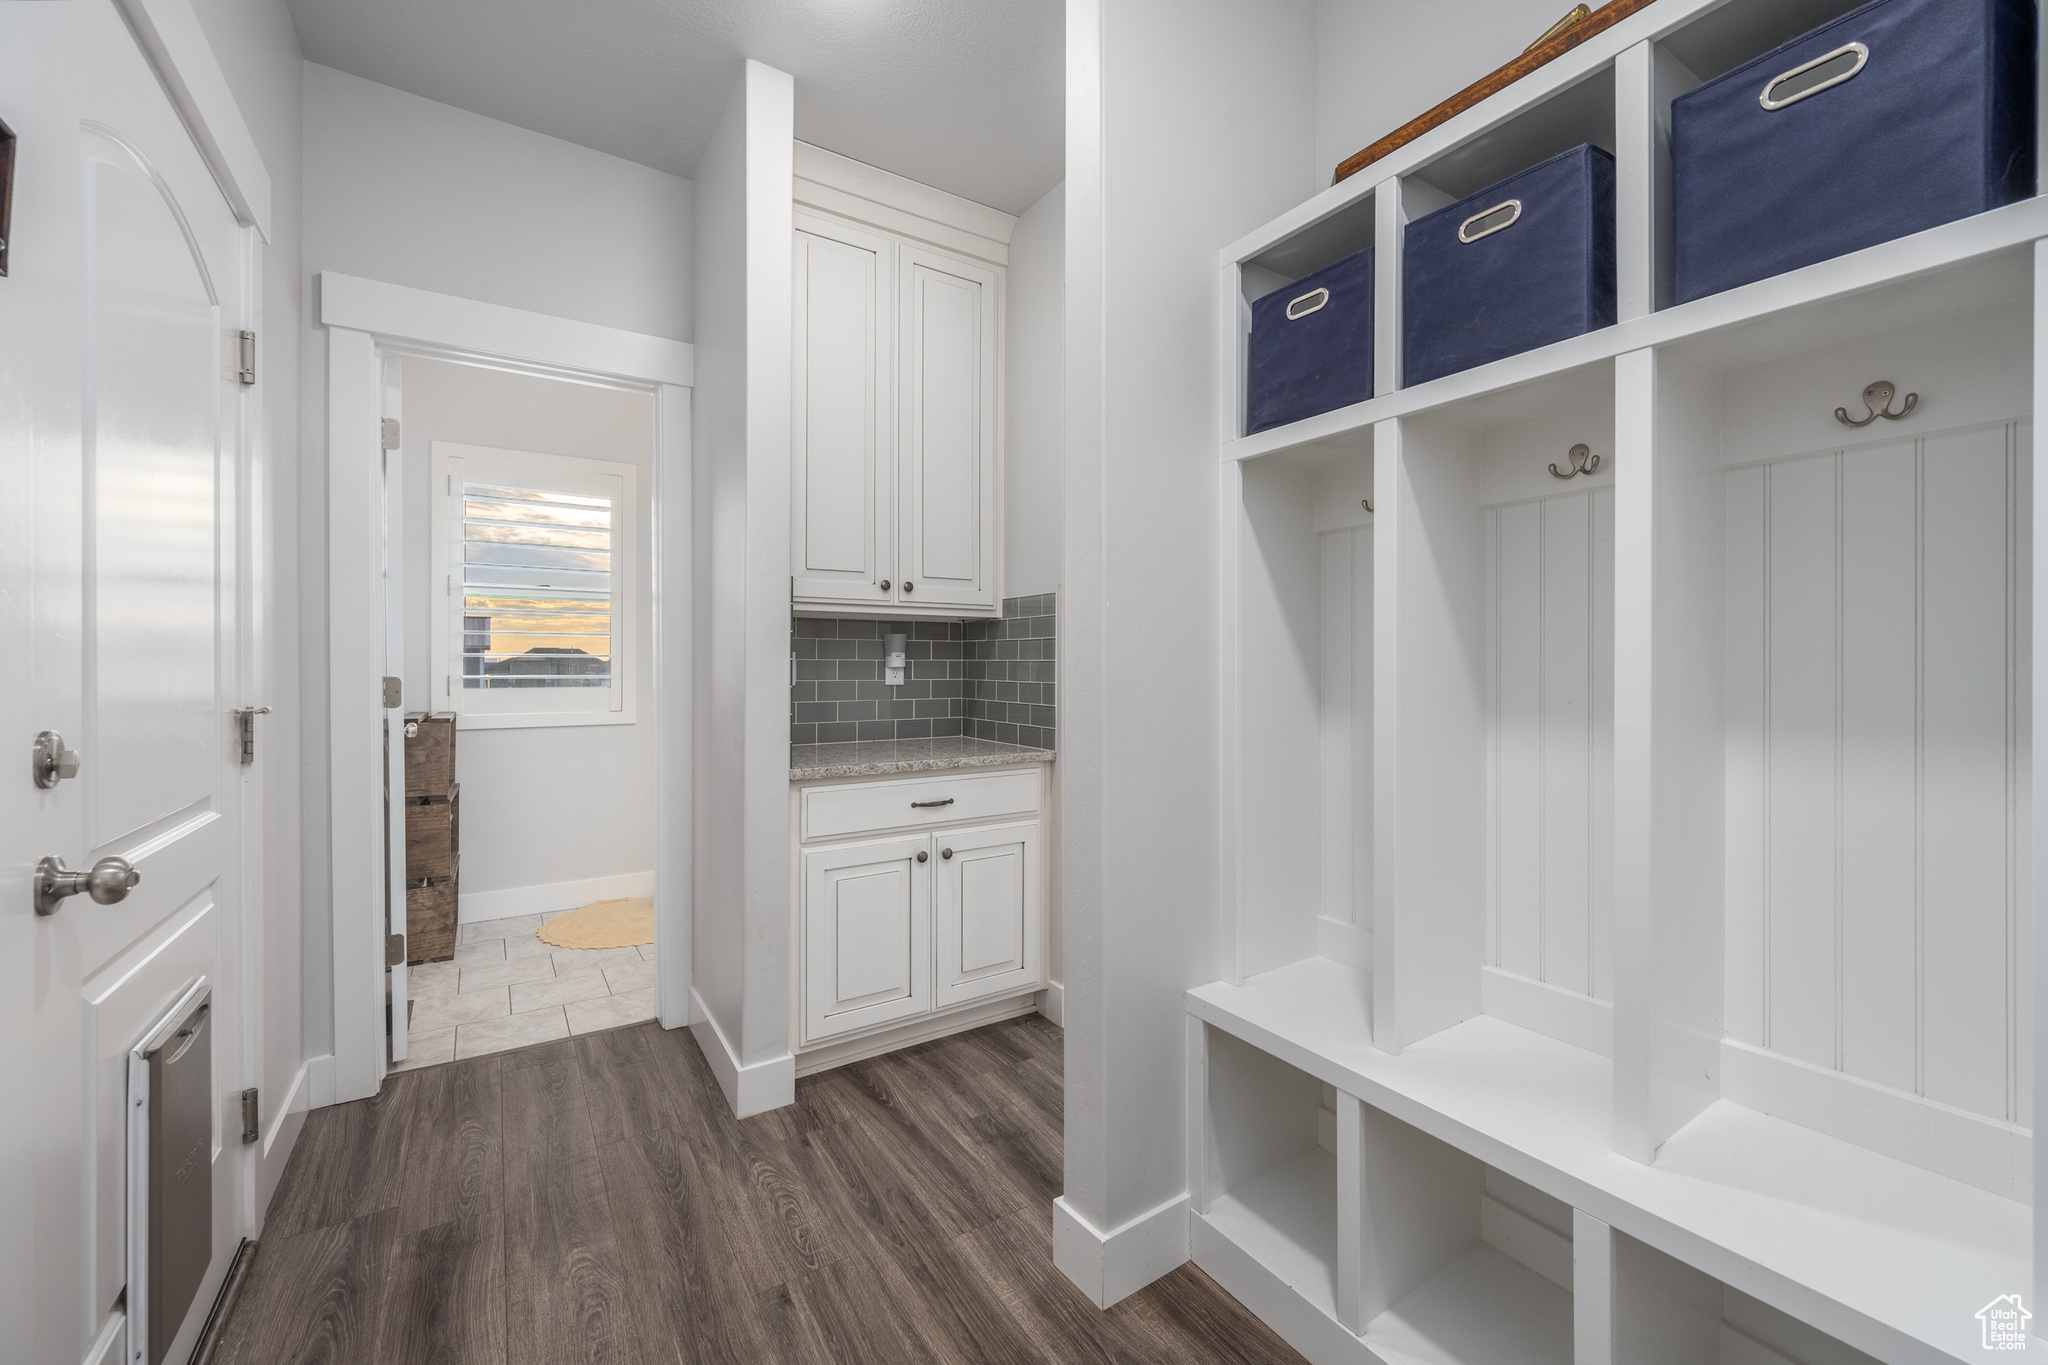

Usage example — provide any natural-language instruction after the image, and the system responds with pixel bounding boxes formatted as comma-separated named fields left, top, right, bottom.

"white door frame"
left=317, top=272, right=695, bottom=1104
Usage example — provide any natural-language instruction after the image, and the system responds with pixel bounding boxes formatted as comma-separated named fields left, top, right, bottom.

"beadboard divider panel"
left=1319, top=525, right=1373, bottom=955
left=1374, top=413, right=1488, bottom=1051
left=1723, top=420, right=2032, bottom=1191
left=1613, top=342, right=1726, bottom=1163
left=1488, top=484, right=1616, bottom=1029
left=1236, top=460, right=1325, bottom=982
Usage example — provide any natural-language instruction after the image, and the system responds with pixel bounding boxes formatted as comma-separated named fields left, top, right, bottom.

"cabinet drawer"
left=801, top=769, right=1039, bottom=842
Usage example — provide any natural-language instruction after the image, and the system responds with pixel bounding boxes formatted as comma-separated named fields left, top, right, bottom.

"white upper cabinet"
left=897, top=245, right=998, bottom=612
left=792, top=218, right=894, bottom=607
left=791, top=144, right=1011, bottom=617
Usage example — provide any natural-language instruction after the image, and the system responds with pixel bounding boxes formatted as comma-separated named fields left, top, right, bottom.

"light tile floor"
left=395, top=909, right=658, bottom=1071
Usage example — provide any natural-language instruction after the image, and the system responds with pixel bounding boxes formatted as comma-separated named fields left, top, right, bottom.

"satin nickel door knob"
left=35, top=855, right=140, bottom=915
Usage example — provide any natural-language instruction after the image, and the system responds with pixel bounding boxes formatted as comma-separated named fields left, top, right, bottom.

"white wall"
left=1060, top=0, right=1318, bottom=1305
left=1004, top=179, right=1066, bottom=998
left=185, top=0, right=310, bottom=1222
left=397, top=358, right=655, bottom=914
left=299, top=62, right=694, bottom=1054
left=1314, top=0, right=1578, bottom=185
left=302, top=63, right=693, bottom=341
left=1006, top=181, right=1067, bottom=600
left=691, top=61, right=796, bottom=1115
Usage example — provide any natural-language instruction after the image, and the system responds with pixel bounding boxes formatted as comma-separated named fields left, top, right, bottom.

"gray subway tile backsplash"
left=789, top=593, right=1057, bottom=749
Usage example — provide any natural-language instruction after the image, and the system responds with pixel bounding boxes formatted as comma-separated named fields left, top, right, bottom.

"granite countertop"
left=790, top=736, right=1056, bottom=781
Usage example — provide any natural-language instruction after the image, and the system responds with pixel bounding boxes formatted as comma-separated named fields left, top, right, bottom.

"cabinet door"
left=792, top=218, right=895, bottom=608
left=897, top=243, right=999, bottom=611
left=933, top=820, right=1043, bottom=1009
left=801, top=833, right=932, bottom=1044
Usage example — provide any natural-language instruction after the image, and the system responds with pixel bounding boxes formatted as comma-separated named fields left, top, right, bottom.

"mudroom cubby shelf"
left=1219, top=0, right=2048, bottom=454
left=1225, top=199, right=2048, bottom=463
left=1212, top=1, right=2044, bottom=1360
left=1188, top=960, right=2023, bottom=1364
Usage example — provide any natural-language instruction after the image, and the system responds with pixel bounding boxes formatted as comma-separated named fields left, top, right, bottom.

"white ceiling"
left=288, top=0, right=1065, bottom=215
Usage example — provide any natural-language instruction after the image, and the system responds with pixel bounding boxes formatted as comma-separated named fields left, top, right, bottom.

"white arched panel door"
left=0, top=3, right=252, bottom=1363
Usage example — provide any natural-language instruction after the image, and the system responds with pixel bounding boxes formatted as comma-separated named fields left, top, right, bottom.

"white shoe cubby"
left=1590, top=1225, right=1884, bottom=1365
left=1207, top=0, right=2040, bottom=1360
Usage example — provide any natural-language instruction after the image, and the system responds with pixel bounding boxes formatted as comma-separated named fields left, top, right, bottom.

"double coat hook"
left=1836, top=380, right=1918, bottom=427
left=1549, top=444, right=1600, bottom=480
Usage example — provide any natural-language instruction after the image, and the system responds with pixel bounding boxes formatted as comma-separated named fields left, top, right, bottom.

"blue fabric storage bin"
left=1671, top=0, right=2036, bottom=305
left=1402, top=144, right=1616, bottom=388
left=1246, top=247, right=1374, bottom=434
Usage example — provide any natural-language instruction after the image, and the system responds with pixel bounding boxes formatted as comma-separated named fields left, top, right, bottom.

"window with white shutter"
left=430, top=442, right=637, bottom=727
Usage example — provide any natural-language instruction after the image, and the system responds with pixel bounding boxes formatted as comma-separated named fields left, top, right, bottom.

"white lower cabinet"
left=795, top=768, right=1048, bottom=1051
left=801, top=833, right=932, bottom=1043
left=932, top=820, right=1041, bottom=1010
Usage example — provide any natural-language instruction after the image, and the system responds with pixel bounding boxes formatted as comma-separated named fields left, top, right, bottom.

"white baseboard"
left=1037, top=979, right=1065, bottom=1026
left=262, top=1058, right=312, bottom=1157
left=305, top=1052, right=337, bottom=1109
left=688, top=988, right=796, bottom=1118
left=1480, top=966, right=1613, bottom=1058
left=795, top=993, right=1039, bottom=1077
left=1316, top=916, right=1372, bottom=971
left=1721, top=1038, right=2030, bottom=1201
left=83, top=1308, right=126, bottom=1365
left=458, top=870, right=654, bottom=924
left=1053, top=1192, right=1190, bottom=1308
left=254, top=1058, right=314, bottom=1226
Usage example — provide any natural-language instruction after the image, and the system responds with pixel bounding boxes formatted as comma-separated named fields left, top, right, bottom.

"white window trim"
left=429, top=440, right=638, bottom=729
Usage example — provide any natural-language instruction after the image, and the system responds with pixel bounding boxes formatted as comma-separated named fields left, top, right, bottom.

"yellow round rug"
left=537, top=896, right=654, bottom=950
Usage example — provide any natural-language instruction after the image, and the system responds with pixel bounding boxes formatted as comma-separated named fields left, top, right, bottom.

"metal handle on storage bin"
left=1457, top=199, right=1522, bottom=244
left=1760, top=42, right=1867, bottom=111
left=1285, top=287, right=1330, bottom=320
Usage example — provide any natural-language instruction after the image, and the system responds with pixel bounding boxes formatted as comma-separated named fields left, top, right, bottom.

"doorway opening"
left=384, top=355, right=660, bottom=1069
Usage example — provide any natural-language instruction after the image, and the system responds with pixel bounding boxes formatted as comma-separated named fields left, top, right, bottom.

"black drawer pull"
left=910, top=798, right=955, bottom=809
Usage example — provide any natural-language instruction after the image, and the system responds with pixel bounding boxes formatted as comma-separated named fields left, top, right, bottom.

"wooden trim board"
left=1331, top=0, right=1658, bottom=186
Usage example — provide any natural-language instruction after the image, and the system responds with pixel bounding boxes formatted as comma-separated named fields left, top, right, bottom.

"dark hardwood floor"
left=213, top=1015, right=1308, bottom=1365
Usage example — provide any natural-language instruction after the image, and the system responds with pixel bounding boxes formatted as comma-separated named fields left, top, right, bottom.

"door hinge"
left=382, top=676, right=402, bottom=708
left=240, top=1087, right=260, bottom=1144
left=387, top=932, right=406, bottom=967
left=237, top=331, right=257, bottom=386
left=233, top=705, right=271, bottom=764
left=380, top=418, right=400, bottom=450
